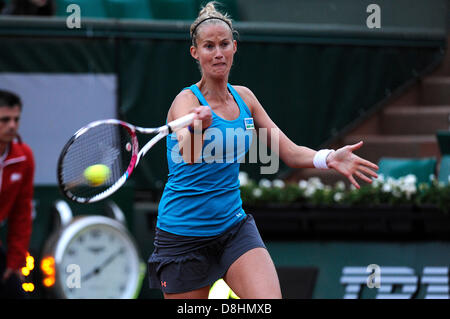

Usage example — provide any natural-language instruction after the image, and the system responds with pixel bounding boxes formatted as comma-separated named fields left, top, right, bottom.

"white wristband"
left=313, top=149, right=334, bottom=169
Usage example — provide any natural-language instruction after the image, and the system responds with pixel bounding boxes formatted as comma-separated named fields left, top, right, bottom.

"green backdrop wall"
left=0, top=16, right=446, bottom=189
left=0, top=4, right=448, bottom=298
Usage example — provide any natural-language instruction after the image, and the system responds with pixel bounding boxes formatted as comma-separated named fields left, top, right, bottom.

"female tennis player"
left=148, top=1, right=379, bottom=299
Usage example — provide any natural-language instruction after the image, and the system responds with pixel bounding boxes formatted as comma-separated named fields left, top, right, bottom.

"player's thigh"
left=163, top=285, right=211, bottom=299
left=224, top=247, right=281, bottom=299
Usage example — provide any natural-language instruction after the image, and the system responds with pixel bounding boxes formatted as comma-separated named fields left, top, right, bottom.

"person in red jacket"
left=0, top=89, right=34, bottom=298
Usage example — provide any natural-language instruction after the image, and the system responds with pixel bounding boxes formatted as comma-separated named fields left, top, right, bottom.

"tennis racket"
left=57, top=113, right=195, bottom=203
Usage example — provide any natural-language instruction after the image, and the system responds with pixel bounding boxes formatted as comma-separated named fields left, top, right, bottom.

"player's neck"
left=198, top=77, right=229, bottom=103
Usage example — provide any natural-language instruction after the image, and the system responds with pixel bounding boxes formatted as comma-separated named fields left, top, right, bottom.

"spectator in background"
left=0, top=90, right=35, bottom=299
left=2, top=0, right=55, bottom=16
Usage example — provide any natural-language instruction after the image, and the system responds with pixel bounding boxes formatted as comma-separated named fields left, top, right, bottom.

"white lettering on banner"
left=422, top=267, right=449, bottom=299
left=366, top=264, right=381, bottom=289
left=340, top=266, right=449, bottom=299
left=366, top=4, right=381, bottom=29
left=66, top=4, right=81, bottom=29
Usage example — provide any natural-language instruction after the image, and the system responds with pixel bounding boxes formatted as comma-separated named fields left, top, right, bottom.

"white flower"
left=429, top=174, right=436, bottom=182
left=386, top=177, right=396, bottom=185
left=307, top=177, right=324, bottom=190
left=396, top=174, right=417, bottom=199
left=299, top=177, right=325, bottom=197
left=333, top=192, right=343, bottom=202
left=372, top=179, right=381, bottom=188
left=298, top=180, right=308, bottom=190
left=372, top=174, right=384, bottom=187
left=304, top=186, right=315, bottom=198
left=335, top=181, right=346, bottom=191
left=252, top=188, right=262, bottom=198
left=272, top=179, right=285, bottom=188
left=404, top=174, right=417, bottom=185
left=308, top=177, right=322, bottom=186
left=238, top=171, right=249, bottom=186
left=403, top=185, right=417, bottom=199
left=259, top=178, right=272, bottom=188
left=382, top=183, right=392, bottom=193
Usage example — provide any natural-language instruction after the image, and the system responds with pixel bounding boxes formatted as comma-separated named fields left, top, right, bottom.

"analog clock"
left=41, top=200, right=145, bottom=299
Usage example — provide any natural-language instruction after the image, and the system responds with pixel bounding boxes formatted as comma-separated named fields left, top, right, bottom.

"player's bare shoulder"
left=232, top=85, right=254, bottom=99
left=167, top=89, right=200, bottom=122
left=231, top=85, right=258, bottom=114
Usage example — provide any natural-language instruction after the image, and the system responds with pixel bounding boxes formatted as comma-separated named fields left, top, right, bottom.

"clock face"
left=56, top=222, right=141, bottom=299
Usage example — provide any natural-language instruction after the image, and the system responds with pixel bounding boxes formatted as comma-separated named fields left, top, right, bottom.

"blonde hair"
left=190, top=1, right=236, bottom=47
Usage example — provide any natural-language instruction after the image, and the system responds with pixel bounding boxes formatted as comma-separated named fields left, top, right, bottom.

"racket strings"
left=59, top=123, right=134, bottom=200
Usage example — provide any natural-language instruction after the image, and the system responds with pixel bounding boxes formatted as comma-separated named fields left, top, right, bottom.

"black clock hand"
left=99, top=247, right=125, bottom=270
left=81, top=247, right=125, bottom=283
left=81, top=266, right=100, bottom=283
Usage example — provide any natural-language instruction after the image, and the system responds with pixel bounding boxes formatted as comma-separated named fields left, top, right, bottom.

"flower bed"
left=238, top=172, right=450, bottom=239
left=239, top=172, right=450, bottom=214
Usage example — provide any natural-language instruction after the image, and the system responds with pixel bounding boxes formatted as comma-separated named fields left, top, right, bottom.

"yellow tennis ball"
left=83, top=164, right=110, bottom=187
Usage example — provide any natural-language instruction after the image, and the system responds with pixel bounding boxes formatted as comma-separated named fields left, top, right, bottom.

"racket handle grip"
left=167, top=113, right=195, bottom=132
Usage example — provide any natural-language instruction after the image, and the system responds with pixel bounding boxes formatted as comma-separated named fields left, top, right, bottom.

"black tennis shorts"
left=147, top=214, right=266, bottom=294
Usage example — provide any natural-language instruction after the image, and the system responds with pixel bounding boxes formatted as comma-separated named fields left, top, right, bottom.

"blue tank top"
left=157, top=83, right=254, bottom=236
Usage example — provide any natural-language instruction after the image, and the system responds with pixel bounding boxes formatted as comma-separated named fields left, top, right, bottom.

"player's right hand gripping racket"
left=57, top=113, right=195, bottom=203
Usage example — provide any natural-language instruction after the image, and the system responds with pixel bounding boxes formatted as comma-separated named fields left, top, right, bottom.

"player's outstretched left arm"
left=234, top=85, right=379, bottom=189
